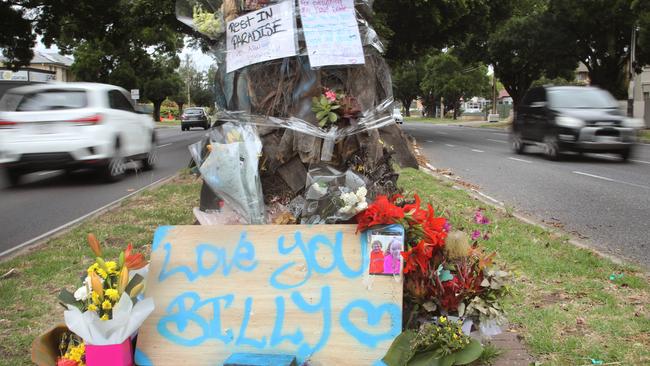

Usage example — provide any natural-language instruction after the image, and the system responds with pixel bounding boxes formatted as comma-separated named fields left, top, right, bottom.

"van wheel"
left=142, top=133, right=157, bottom=171
left=620, top=148, right=632, bottom=162
left=543, top=135, right=561, bottom=161
left=5, top=168, right=22, bottom=187
left=511, top=131, right=525, bottom=154
left=103, top=139, right=126, bottom=182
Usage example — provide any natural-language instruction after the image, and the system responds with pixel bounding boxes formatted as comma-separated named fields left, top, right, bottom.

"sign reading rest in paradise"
left=226, top=1, right=298, bottom=73
left=135, top=225, right=402, bottom=365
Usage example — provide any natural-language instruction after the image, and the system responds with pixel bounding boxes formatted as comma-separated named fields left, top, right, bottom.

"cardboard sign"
left=226, top=1, right=298, bottom=73
left=135, top=225, right=402, bottom=365
left=298, top=0, right=365, bottom=68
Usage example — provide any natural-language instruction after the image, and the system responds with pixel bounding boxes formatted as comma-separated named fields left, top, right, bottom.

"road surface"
left=402, top=122, right=650, bottom=268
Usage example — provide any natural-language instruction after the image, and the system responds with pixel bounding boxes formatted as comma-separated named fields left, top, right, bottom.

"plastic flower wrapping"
left=58, top=235, right=154, bottom=346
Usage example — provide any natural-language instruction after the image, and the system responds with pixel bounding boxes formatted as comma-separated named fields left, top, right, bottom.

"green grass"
left=155, top=119, right=181, bottom=127
left=479, top=120, right=511, bottom=129
left=1, top=168, right=649, bottom=365
left=397, top=168, right=650, bottom=365
left=640, top=129, right=650, bottom=143
left=0, top=172, right=201, bottom=366
left=405, top=116, right=463, bottom=124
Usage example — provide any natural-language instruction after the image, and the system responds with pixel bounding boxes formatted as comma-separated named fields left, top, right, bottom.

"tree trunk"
left=153, top=100, right=163, bottom=122
left=400, top=98, right=412, bottom=117
left=177, top=102, right=185, bottom=115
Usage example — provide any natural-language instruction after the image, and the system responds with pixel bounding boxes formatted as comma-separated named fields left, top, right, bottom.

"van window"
left=0, top=90, right=88, bottom=111
left=108, top=90, right=135, bottom=112
left=548, top=88, right=618, bottom=109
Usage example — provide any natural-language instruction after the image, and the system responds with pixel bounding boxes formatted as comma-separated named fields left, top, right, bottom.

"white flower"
left=338, top=205, right=354, bottom=214
left=355, top=186, right=367, bottom=201
left=74, top=285, right=89, bottom=301
left=341, top=192, right=359, bottom=207
left=356, top=201, right=368, bottom=211
left=312, top=183, right=328, bottom=196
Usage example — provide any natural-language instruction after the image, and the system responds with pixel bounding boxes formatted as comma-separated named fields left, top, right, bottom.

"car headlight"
left=556, top=116, right=584, bottom=128
left=622, top=118, right=644, bottom=129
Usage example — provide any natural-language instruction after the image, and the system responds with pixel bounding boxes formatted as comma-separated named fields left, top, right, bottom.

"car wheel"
left=142, top=134, right=157, bottom=171
left=4, top=168, right=22, bottom=187
left=103, top=141, right=126, bottom=182
left=620, top=148, right=632, bottom=162
left=543, top=135, right=561, bottom=161
left=511, top=131, right=525, bottom=154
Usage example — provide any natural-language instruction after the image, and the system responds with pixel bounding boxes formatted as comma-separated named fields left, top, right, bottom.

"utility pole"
left=628, top=24, right=637, bottom=117
left=492, top=73, right=497, bottom=115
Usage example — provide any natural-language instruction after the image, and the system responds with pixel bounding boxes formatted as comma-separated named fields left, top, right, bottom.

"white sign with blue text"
left=135, top=225, right=402, bottom=365
left=226, top=1, right=298, bottom=73
left=298, top=0, right=365, bottom=68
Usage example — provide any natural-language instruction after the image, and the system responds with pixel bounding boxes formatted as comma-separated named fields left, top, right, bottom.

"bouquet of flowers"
left=58, top=234, right=155, bottom=366
left=301, top=166, right=368, bottom=224
left=311, top=88, right=362, bottom=129
left=56, top=332, right=85, bottom=366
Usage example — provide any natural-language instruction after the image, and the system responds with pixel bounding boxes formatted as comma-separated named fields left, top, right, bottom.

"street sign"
left=131, top=89, right=140, bottom=100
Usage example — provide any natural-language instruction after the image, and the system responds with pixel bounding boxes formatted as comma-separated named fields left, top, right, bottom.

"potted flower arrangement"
left=57, top=234, right=155, bottom=366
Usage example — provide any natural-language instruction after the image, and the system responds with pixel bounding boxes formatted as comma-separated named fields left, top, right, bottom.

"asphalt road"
left=402, top=122, right=650, bottom=269
left=0, top=127, right=206, bottom=256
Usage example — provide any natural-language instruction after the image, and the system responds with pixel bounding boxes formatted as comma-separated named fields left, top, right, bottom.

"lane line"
left=445, top=144, right=456, bottom=147
left=508, top=157, right=533, bottom=164
left=0, top=175, right=173, bottom=258
left=37, top=171, right=57, bottom=176
left=157, top=143, right=173, bottom=148
left=573, top=171, right=650, bottom=190
left=471, top=149, right=485, bottom=153
left=488, top=139, right=508, bottom=144
left=425, top=140, right=434, bottom=143
left=630, top=159, right=650, bottom=165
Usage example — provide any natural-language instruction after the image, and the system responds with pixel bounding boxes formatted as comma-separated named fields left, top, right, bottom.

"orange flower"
left=87, top=233, right=102, bottom=257
left=124, top=243, right=147, bottom=270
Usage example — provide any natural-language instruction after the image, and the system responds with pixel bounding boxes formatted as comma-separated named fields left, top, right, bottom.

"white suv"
left=0, top=83, right=157, bottom=186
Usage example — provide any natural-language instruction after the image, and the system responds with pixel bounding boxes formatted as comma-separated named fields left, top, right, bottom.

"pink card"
left=85, top=339, right=133, bottom=366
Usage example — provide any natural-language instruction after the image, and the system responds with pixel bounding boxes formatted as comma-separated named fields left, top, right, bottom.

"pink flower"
left=471, top=230, right=481, bottom=241
left=474, top=209, right=490, bottom=225
left=443, top=222, right=451, bottom=232
left=324, top=89, right=337, bottom=102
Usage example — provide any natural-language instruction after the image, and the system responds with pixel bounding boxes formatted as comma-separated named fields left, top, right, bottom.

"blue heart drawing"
left=339, top=300, right=402, bottom=348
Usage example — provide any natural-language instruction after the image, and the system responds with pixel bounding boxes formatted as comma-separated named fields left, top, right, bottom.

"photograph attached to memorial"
left=367, top=225, right=404, bottom=276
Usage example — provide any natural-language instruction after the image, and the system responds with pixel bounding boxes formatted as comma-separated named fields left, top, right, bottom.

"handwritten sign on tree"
left=226, top=2, right=298, bottom=73
left=298, top=0, right=365, bottom=68
left=135, top=225, right=402, bottom=365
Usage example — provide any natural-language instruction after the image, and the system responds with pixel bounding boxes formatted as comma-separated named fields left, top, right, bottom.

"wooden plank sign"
left=135, top=225, right=403, bottom=366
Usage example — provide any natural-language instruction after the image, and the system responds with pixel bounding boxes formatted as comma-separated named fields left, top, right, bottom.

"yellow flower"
left=439, top=316, right=447, bottom=323
left=102, top=300, right=112, bottom=310
left=105, top=261, right=118, bottom=275
left=100, top=314, right=109, bottom=321
left=453, top=334, right=459, bottom=339
left=105, top=289, right=120, bottom=302
left=87, top=263, right=108, bottom=279
left=87, top=304, right=98, bottom=312
left=91, top=291, right=101, bottom=305
left=69, top=344, right=85, bottom=362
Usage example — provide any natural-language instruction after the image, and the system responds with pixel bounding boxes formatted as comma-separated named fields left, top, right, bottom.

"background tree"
left=420, top=53, right=490, bottom=119
left=171, top=88, right=188, bottom=113
left=0, top=1, right=35, bottom=68
left=145, top=73, right=182, bottom=122
left=392, top=60, right=424, bottom=116
left=546, top=0, right=649, bottom=99
left=486, top=13, right=577, bottom=108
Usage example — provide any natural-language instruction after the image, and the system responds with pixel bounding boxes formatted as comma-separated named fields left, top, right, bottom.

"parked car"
left=180, top=107, right=210, bottom=131
left=0, top=82, right=157, bottom=186
left=392, top=108, right=403, bottom=124
left=511, top=86, right=643, bottom=161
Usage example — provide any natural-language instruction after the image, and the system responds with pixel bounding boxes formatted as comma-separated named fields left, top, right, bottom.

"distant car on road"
left=393, top=108, right=403, bottom=124
left=0, top=82, right=157, bottom=186
left=511, top=86, right=643, bottom=161
left=180, top=107, right=210, bottom=131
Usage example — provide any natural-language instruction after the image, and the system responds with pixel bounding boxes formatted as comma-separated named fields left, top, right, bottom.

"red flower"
left=124, top=243, right=147, bottom=270
left=57, top=358, right=79, bottom=366
left=355, top=196, right=404, bottom=232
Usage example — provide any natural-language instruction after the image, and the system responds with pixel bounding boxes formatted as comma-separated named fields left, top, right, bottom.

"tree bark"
left=153, top=100, right=163, bottom=122
left=400, top=98, right=412, bottom=116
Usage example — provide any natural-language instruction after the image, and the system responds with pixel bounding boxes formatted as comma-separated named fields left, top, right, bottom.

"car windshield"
left=0, top=90, right=88, bottom=111
left=184, top=109, right=203, bottom=115
left=547, top=88, right=618, bottom=109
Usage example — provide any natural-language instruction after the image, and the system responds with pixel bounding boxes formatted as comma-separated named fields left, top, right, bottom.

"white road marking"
left=471, top=149, right=485, bottom=153
left=630, top=159, right=650, bottom=165
left=508, top=157, right=533, bottom=164
left=157, top=143, right=173, bottom=148
left=37, top=171, right=57, bottom=176
left=493, top=132, right=508, bottom=136
left=573, top=171, right=650, bottom=190
left=445, top=144, right=456, bottom=147
left=488, top=139, right=508, bottom=144
left=436, top=131, right=448, bottom=135
left=474, top=190, right=504, bottom=205
left=425, top=140, right=434, bottom=143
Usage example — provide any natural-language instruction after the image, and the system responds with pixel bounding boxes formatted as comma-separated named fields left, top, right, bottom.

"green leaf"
left=316, top=111, right=327, bottom=120
left=319, top=118, right=328, bottom=127
left=330, top=104, right=340, bottom=110
left=453, top=339, right=483, bottom=365
left=382, top=330, right=416, bottom=366
left=328, top=112, right=338, bottom=122
left=125, top=274, right=144, bottom=295
left=320, top=96, right=328, bottom=106
left=408, top=353, right=454, bottom=366
left=58, top=288, right=83, bottom=310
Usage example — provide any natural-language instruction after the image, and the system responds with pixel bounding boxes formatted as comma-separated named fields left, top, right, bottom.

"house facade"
left=0, top=51, right=74, bottom=98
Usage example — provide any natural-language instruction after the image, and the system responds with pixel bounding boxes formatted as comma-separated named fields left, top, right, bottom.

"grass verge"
left=405, top=117, right=463, bottom=124
left=0, top=172, right=201, bottom=366
left=155, top=119, right=181, bottom=127
left=1, top=168, right=648, bottom=365
left=398, top=168, right=650, bottom=365
left=479, top=120, right=511, bottom=130
left=640, top=129, right=650, bottom=143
